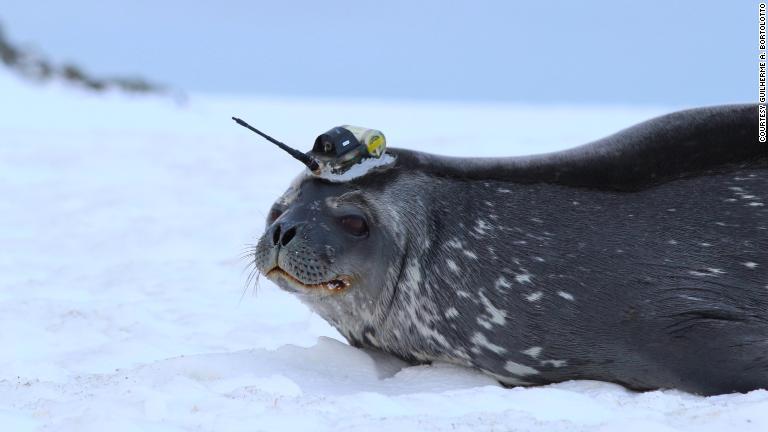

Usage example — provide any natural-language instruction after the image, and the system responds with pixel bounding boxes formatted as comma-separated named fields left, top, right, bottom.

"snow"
left=2, top=71, right=766, bottom=431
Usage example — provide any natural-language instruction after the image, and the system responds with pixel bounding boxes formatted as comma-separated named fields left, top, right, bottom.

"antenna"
left=232, top=117, right=320, bottom=171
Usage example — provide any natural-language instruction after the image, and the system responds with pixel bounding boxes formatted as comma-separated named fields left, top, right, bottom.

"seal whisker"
left=241, top=266, right=261, bottom=302
left=238, top=243, right=257, bottom=259
left=253, top=207, right=267, bottom=220
left=238, top=252, right=257, bottom=277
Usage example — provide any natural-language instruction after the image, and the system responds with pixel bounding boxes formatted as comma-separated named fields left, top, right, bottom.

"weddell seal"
left=248, top=104, right=767, bottom=395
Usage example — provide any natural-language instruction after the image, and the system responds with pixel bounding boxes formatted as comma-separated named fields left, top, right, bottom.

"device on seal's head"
left=231, top=116, right=387, bottom=175
left=311, top=125, right=386, bottom=174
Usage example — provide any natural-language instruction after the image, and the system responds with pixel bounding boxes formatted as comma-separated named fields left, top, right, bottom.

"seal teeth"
left=327, top=279, right=344, bottom=290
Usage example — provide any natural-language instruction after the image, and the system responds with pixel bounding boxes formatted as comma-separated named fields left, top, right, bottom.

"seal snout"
left=255, top=219, right=352, bottom=294
left=269, top=221, right=302, bottom=247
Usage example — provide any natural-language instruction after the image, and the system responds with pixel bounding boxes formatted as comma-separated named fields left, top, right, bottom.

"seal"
left=253, top=104, right=767, bottom=395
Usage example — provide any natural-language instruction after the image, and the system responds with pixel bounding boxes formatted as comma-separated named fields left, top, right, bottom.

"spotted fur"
left=254, top=104, right=767, bottom=395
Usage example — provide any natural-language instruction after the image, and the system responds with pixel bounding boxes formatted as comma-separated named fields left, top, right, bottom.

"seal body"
left=254, top=104, right=768, bottom=395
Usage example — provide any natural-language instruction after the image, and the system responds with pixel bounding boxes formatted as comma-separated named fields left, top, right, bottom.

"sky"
left=0, top=0, right=756, bottom=105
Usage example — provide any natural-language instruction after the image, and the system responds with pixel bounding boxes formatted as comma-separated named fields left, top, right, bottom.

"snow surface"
left=2, top=72, right=766, bottom=431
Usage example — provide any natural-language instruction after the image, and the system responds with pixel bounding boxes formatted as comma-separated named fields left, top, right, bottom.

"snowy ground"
left=2, top=72, right=766, bottom=431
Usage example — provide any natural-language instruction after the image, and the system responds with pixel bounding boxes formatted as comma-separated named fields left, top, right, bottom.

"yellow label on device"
left=342, top=125, right=386, bottom=158
left=366, top=135, right=385, bottom=156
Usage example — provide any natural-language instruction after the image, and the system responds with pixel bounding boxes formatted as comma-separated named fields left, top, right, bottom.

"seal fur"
left=254, top=104, right=767, bottom=395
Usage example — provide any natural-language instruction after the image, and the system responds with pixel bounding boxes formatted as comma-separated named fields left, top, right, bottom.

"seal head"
left=254, top=164, right=406, bottom=335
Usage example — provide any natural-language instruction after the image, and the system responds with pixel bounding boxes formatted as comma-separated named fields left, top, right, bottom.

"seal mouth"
left=266, top=268, right=351, bottom=293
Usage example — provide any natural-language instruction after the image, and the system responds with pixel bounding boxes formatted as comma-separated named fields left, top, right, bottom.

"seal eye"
left=339, top=215, right=369, bottom=237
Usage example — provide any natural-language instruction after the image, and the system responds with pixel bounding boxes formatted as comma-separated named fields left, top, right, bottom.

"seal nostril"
left=272, top=225, right=281, bottom=246
left=281, top=226, right=297, bottom=246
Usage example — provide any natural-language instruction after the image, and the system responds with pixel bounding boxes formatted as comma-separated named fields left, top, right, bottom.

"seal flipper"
left=391, top=104, right=765, bottom=191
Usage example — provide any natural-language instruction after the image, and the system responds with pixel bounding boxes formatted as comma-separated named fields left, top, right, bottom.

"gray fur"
left=254, top=105, right=767, bottom=395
